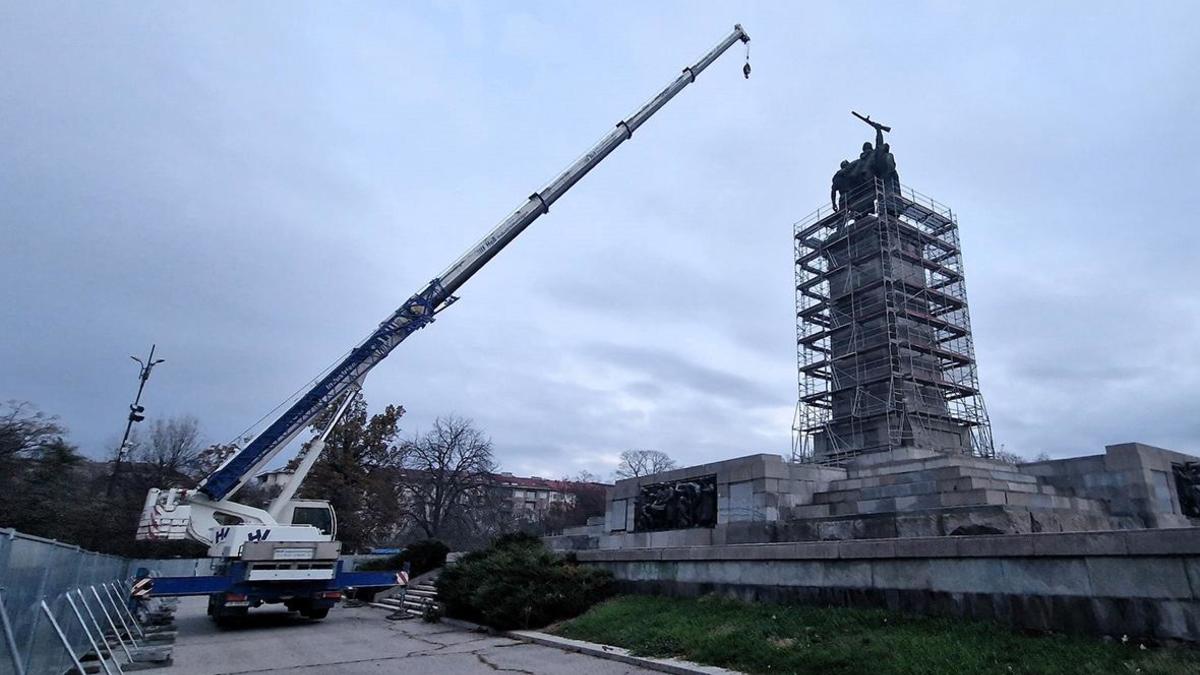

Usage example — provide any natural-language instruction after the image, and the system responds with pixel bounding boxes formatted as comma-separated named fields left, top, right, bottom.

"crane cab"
left=279, top=499, right=337, bottom=538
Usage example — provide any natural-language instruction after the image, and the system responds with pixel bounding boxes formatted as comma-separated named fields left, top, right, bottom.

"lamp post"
left=106, top=344, right=165, bottom=497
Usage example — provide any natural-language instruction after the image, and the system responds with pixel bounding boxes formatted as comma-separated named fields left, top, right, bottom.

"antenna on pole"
left=106, top=344, right=166, bottom=497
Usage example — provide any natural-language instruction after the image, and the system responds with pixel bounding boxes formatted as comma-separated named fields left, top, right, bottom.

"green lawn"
left=550, top=595, right=1200, bottom=675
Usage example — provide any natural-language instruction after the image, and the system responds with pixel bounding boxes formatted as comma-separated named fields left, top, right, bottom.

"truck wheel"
left=214, top=607, right=248, bottom=627
left=302, top=608, right=329, bottom=620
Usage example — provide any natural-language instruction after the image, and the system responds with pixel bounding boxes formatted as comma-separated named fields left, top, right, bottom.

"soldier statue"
left=831, top=111, right=900, bottom=212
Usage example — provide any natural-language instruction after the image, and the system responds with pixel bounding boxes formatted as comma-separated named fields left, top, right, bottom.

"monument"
left=796, top=112, right=993, bottom=465
left=547, top=115, right=1200, bottom=548
left=543, top=113, right=1200, bottom=644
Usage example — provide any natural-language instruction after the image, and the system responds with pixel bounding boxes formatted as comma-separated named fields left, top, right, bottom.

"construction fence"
left=0, top=529, right=217, bottom=675
left=0, top=528, right=391, bottom=675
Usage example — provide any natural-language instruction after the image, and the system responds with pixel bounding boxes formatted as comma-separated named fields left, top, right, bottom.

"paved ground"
left=158, top=596, right=658, bottom=674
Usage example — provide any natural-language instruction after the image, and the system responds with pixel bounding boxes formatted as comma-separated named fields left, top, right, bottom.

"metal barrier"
left=0, top=530, right=391, bottom=674
left=0, top=528, right=173, bottom=675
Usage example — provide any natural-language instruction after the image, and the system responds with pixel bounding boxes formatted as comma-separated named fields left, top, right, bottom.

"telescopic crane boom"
left=138, top=24, right=750, bottom=554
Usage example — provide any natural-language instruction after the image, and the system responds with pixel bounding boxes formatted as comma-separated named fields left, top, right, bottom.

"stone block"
left=817, top=519, right=855, bottom=541
left=1087, top=557, right=1192, bottom=599
left=788, top=541, right=840, bottom=560
left=761, top=457, right=792, bottom=480
left=956, top=534, right=1034, bottom=557
left=941, top=490, right=1004, bottom=507
left=621, top=532, right=649, bottom=549
left=999, top=558, right=1094, bottom=596
left=647, top=529, right=708, bottom=549
left=858, top=515, right=901, bottom=540
left=774, top=519, right=819, bottom=542
left=753, top=492, right=780, bottom=509
left=830, top=502, right=860, bottom=516
left=723, top=522, right=772, bottom=544
left=1125, top=528, right=1200, bottom=555
left=824, top=560, right=873, bottom=588
left=1004, top=481, right=1040, bottom=494
left=894, top=537, right=958, bottom=558
left=790, top=504, right=832, bottom=519
left=764, top=560, right=825, bottom=586
left=987, top=469, right=1038, bottom=484
left=838, top=539, right=896, bottom=559
left=1149, top=600, right=1200, bottom=641
left=1184, top=559, right=1200, bottom=600
left=1104, top=444, right=1149, bottom=471
left=727, top=463, right=755, bottom=483
left=926, top=558, right=1006, bottom=594
left=1003, top=492, right=1036, bottom=508
left=871, top=558, right=932, bottom=590
left=855, top=498, right=896, bottom=515
left=895, top=514, right=942, bottom=538
left=1030, top=531, right=1128, bottom=557
left=713, top=543, right=765, bottom=561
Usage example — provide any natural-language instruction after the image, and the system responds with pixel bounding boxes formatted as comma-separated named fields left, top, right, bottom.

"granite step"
left=828, top=488, right=1009, bottom=516
left=846, top=454, right=1029, bottom=480
left=830, top=465, right=1039, bottom=492
left=791, top=490, right=1106, bottom=519
left=814, top=476, right=1059, bottom=505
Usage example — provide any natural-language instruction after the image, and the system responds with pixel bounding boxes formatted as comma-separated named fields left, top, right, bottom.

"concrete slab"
left=156, top=596, right=659, bottom=675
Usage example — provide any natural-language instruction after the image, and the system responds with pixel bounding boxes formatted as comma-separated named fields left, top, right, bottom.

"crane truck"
left=133, top=24, right=751, bottom=624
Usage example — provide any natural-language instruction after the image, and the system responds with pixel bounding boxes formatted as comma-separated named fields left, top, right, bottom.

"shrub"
left=437, top=535, right=613, bottom=630
left=358, top=539, right=449, bottom=578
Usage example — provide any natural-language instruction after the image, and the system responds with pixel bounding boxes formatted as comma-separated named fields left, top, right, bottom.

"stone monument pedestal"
left=546, top=443, right=1200, bottom=552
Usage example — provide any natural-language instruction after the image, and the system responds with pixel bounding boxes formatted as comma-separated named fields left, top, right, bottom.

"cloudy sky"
left=3, top=2, right=1198, bottom=480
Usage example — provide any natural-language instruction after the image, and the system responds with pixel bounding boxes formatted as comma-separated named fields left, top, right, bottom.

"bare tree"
left=399, top=416, right=497, bottom=541
left=570, top=469, right=601, bottom=484
left=134, top=415, right=204, bottom=483
left=194, top=441, right=241, bottom=478
left=614, top=449, right=677, bottom=480
left=0, top=400, right=66, bottom=464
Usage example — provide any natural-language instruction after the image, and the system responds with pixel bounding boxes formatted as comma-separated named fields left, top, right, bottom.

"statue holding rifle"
left=831, top=111, right=900, bottom=211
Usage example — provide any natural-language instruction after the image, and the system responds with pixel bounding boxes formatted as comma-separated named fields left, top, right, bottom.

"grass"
left=550, top=595, right=1200, bottom=675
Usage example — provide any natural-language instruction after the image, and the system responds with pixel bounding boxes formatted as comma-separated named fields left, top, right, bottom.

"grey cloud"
left=3, top=2, right=1199, bottom=481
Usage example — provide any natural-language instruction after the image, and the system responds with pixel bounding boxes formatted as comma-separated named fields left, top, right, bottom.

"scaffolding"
left=791, top=179, right=994, bottom=465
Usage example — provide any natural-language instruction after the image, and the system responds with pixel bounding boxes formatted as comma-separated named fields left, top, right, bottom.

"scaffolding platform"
left=792, top=180, right=994, bottom=465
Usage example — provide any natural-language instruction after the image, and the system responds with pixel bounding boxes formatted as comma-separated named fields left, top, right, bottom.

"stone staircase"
left=790, top=453, right=1108, bottom=519
left=377, top=578, right=440, bottom=617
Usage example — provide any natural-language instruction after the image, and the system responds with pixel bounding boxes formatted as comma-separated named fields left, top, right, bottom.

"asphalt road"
left=158, top=596, right=658, bottom=674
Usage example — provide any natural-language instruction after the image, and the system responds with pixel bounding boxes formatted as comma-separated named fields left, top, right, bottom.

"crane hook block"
left=743, top=62, right=751, bottom=79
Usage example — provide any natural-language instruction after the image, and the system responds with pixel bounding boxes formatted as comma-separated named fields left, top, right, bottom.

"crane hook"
left=742, top=40, right=751, bottom=79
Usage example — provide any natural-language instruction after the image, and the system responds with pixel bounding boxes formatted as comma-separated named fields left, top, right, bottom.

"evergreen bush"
left=358, top=538, right=449, bottom=577
left=437, top=535, right=613, bottom=630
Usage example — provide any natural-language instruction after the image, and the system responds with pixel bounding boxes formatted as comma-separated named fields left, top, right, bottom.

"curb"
left=366, top=604, right=738, bottom=674
left=508, top=629, right=742, bottom=675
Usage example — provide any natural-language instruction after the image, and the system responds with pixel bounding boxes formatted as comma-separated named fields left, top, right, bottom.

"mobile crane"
left=134, top=24, right=751, bottom=623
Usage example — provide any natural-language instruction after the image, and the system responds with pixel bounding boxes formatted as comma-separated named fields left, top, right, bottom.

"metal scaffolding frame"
left=791, top=179, right=994, bottom=465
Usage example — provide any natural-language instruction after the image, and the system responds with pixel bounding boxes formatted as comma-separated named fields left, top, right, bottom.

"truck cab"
left=281, top=499, right=337, bottom=538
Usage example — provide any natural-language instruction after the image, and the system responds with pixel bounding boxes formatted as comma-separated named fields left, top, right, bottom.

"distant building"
left=488, top=473, right=609, bottom=521
left=252, top=465, right=609, bottom=530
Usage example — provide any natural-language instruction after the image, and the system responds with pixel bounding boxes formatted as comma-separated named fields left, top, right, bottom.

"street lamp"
left=107, top=344, right=166, bottom=496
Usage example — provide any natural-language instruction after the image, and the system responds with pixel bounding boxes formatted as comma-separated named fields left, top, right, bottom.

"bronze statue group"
left=831, top=112, right=901, bottom=212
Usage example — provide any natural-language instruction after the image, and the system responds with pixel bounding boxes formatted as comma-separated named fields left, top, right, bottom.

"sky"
left=3, top=1, right=1199, bottom=481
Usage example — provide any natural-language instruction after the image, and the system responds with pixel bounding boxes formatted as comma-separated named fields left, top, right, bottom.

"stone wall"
left=576, top=528, right=1200, bottom=642
left=587, top=444, right=1200, bottom=548
left=605, top=454, right=843, bottom=533
left=1020, top=442, right=1194, bottom=528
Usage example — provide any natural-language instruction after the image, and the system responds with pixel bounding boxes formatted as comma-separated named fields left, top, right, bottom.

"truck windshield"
left=292, top=506, right=333, bottom=536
